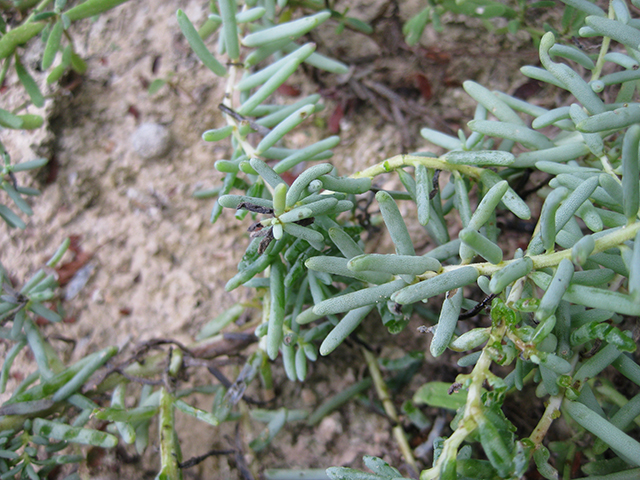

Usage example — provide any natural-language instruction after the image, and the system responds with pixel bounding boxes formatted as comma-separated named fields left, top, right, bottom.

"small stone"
left=317, top=415, right=341, bottom=443
left=131, top=123, right=171, bottom=159
left=91, top=288, right=104, bottom=304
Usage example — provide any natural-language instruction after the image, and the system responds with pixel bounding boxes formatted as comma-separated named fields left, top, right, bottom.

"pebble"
left=317, top=415, right=342, bottom=443
left=131, top=123, right=171, bottom=159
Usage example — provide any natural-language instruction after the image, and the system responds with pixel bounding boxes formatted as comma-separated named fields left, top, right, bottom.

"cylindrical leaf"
left=459, top=228, right=503, bottom=264
left=514, top=143, right=590, bottom=168
left=430, top=288, right=463, bottom=357
left=295, top=347, right=307, bottom=381
left=34, top=419, right=118, bottom=448
left=555, top=176, right=600, bottom=233
left=15, top=55, right=44, bottom=108
left=550, top=44, right=595, bottom=69
left=242, top=11, right=331, bottom=47
left=489, top=256, right=533, bottom=294
left=285, top=163, right=333, bottom=207
left=64, top=0, right=129, bottom=21
left=539, top=32, right=605, bottom=115
left=320, top=305, right=374, bottom=356
left=202, top=125, right=233, bottom=142
left=445, top=150, right=515, bottom=166
left=629, top=230, right=640, bottom=299
left=577, top=104, right=640, bottom=133
left=415, top=164, right=431, bottom=226
left=540, top=187, right=569, bottom=251
left=217, top=0, right=239, bottom=60
left=52, top=346, right=118, bottom=402
left=256, top=105, right=315, bottom=154
left=564, top=400, right=640, bottom=466
left=237, top=44, right=316, bottom=92
left=468, top=120, right=554, bottom=150
left=306, top=255, right=392, bottom=284
left=392, top=267, right=479, bottom=305
left=569, top=103, right=604, bottom=156
left=238, top=58, right=300, bottom=115
left=42, top=21, right=63, bottom=70
left=559, top=0, right=605, bottom=16
left=217, top=194, right=273, bottom=210
left=571, top=235, right=595, bottom=266
left=536, top=259, right=574, bottom=323
left=328, top=227, right=363, bottom=259
left=468, top=180, right=509, bottom=231
left=317, top=175, right=372, bottom=195
left=585, top=15, right=640, bottom=50
left=530, top=271, right=640, bottom=316
left=273, top=135, right=340, bottom=173
left=0, top=22, right=46, bottom=60
left=313, top=279, right=407, bottom=316
left=420, top=127, right=462, bottom=150
left=376, top=191, right=415, bottom=256
left=249, top=157, right=286, bottom=189
left=176, top=9, right=226, bottom=77
left=281, top=343, right=297, bottom=381
left=480, top=170, right=530, bottom=220
left=463, top=80, right=524, bottom=125
left=449, top=328, right=490, bottom=352
left=348, top=254, right=441, bottom=276
left=266, top=258, right=285, bottom=360
left=278, top=197, right=336, bottom=223
left=622, top=124, right=640, bottom=221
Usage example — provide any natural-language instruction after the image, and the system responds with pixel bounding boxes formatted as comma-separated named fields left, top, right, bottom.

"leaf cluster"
left=191, top=1, right=640, bottom=479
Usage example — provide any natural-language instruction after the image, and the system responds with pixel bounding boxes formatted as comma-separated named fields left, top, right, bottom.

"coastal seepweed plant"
left=193, top=0, right=640, bottom=479
left=2, top=0, right=640, bottom=479
left=1, top=143, right=47, bottom=228
left=1, top=1, right=370, bottom=478
left=0, top=240, right=234, bottom=479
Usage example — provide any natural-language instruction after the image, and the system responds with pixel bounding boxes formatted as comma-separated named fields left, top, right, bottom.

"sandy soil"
left=0, top=1, right=543, bottom=478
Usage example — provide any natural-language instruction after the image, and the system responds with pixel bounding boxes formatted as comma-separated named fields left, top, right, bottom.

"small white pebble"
left=131, top=123, right=171, bottom=159
left=91, top=288, right=104, bottom=304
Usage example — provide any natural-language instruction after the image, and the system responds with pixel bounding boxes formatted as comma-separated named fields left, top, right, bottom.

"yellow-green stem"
left=529, top=393, right=563, bottom=445
left=24, top=0, right=53, bottom=22
left=361, top=347, right=418, bottom=473
left=157, top=387, right=183, bottom=480
left=352, top=154, right=483, bottom=181
left=422, top=320, right=508, bottom=479
left=415, top=220, right=640, bottom=279
left=590, top=3, right=614, bottom=82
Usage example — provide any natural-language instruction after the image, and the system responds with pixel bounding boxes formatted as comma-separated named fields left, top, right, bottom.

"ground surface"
left=1, top=1, right=548, bottom=478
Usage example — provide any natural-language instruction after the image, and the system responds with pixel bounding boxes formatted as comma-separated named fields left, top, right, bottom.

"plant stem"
left=419, top=426, right=470, bottom=480
left=361, top=347, right=418, bottom=473
left=23, top=0, right=53, bottom=23
left=352, top=154, right=484, bottom=181
left=422, top=319, right=508, bottom=479
left=417, top=220, right=640, bottom=279
left=529, top=393, right=563, bottom=444
left=598, top=154, right=617, bottom=178
left=157, top=387, right=183, bottom=480
left=590, top=4, right=614, bottom=82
